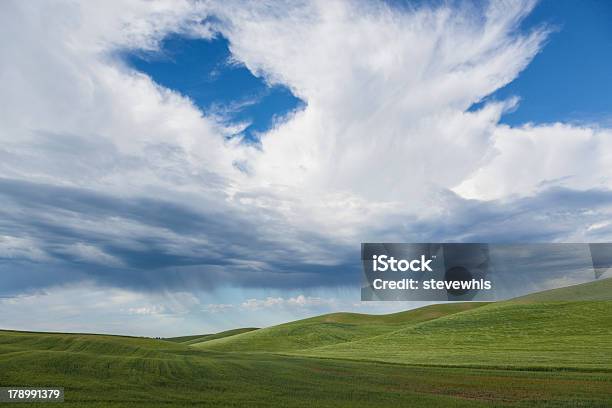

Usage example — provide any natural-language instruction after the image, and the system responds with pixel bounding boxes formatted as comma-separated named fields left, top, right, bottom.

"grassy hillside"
left=0, top=330, right=184, bottom=357
left=302, top=301, right=612, bottom=369
left=194, top=302, right=489, bottom=352
left=164, top=333, right=209, bottom=343
left=511, top=277, right=612, bottom=302
left=165, top=327, right=258, bottom=345
left=296, top=279, right=612, bottom=369
left=0, top=329, right=610, bottom=407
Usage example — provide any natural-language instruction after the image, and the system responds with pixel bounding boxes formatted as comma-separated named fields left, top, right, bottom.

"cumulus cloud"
left=216, top=0, right=547, bottom=206
left=1, top=0, right=611, bottom=304
left=454, top=123, right=612, bottom=200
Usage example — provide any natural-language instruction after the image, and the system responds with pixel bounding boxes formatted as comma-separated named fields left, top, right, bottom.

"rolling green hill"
left=302, top=300, right=612, bottom=369
left=295, top=278, right=612, bottom=369
left=0, top=329, right=191, bottom=360
left=511, top=277, right=612, bottom=302
left=193, top=302, right=489, bottom=352
left=165, top=327, right=258, bottom=345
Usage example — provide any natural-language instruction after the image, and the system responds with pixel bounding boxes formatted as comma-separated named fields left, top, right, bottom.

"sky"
left=1, top=0, right=612, bottom=336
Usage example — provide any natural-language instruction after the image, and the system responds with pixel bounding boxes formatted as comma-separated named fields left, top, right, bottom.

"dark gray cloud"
left=0, top=177, right=355, bottom=295
left=406, top=187, right=612, bottom=243
left=2, top=176, right=612, bottom=297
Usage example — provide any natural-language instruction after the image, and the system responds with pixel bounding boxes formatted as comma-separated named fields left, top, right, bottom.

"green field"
left=192, top=302, right=489, bottom=352
left=164, top=327, right=259, bottom=345
left=1, top=279, right=611, bottom=407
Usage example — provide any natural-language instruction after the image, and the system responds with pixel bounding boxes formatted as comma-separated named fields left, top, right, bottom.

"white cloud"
left=127, top=305, right=167, bottom=315
left=203, top=303, right=235, bottom=313
left=0, top=235, right=50, bottom=262
left=454, top=123, right=612, bottom=200
left=240, top=295, right=337, bottom=310
left=216, top=1, right=546, bottom=203
left=63, top=243, right=125, bottom=267
left=240, top=297, right=284, bottom=310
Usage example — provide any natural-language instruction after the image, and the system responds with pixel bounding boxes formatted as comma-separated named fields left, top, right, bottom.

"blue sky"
left=125, top=35, right=304, bottom=142
left=483, top=0, right=612, bottom=125
left=1, top=0, right=612, bottom=336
